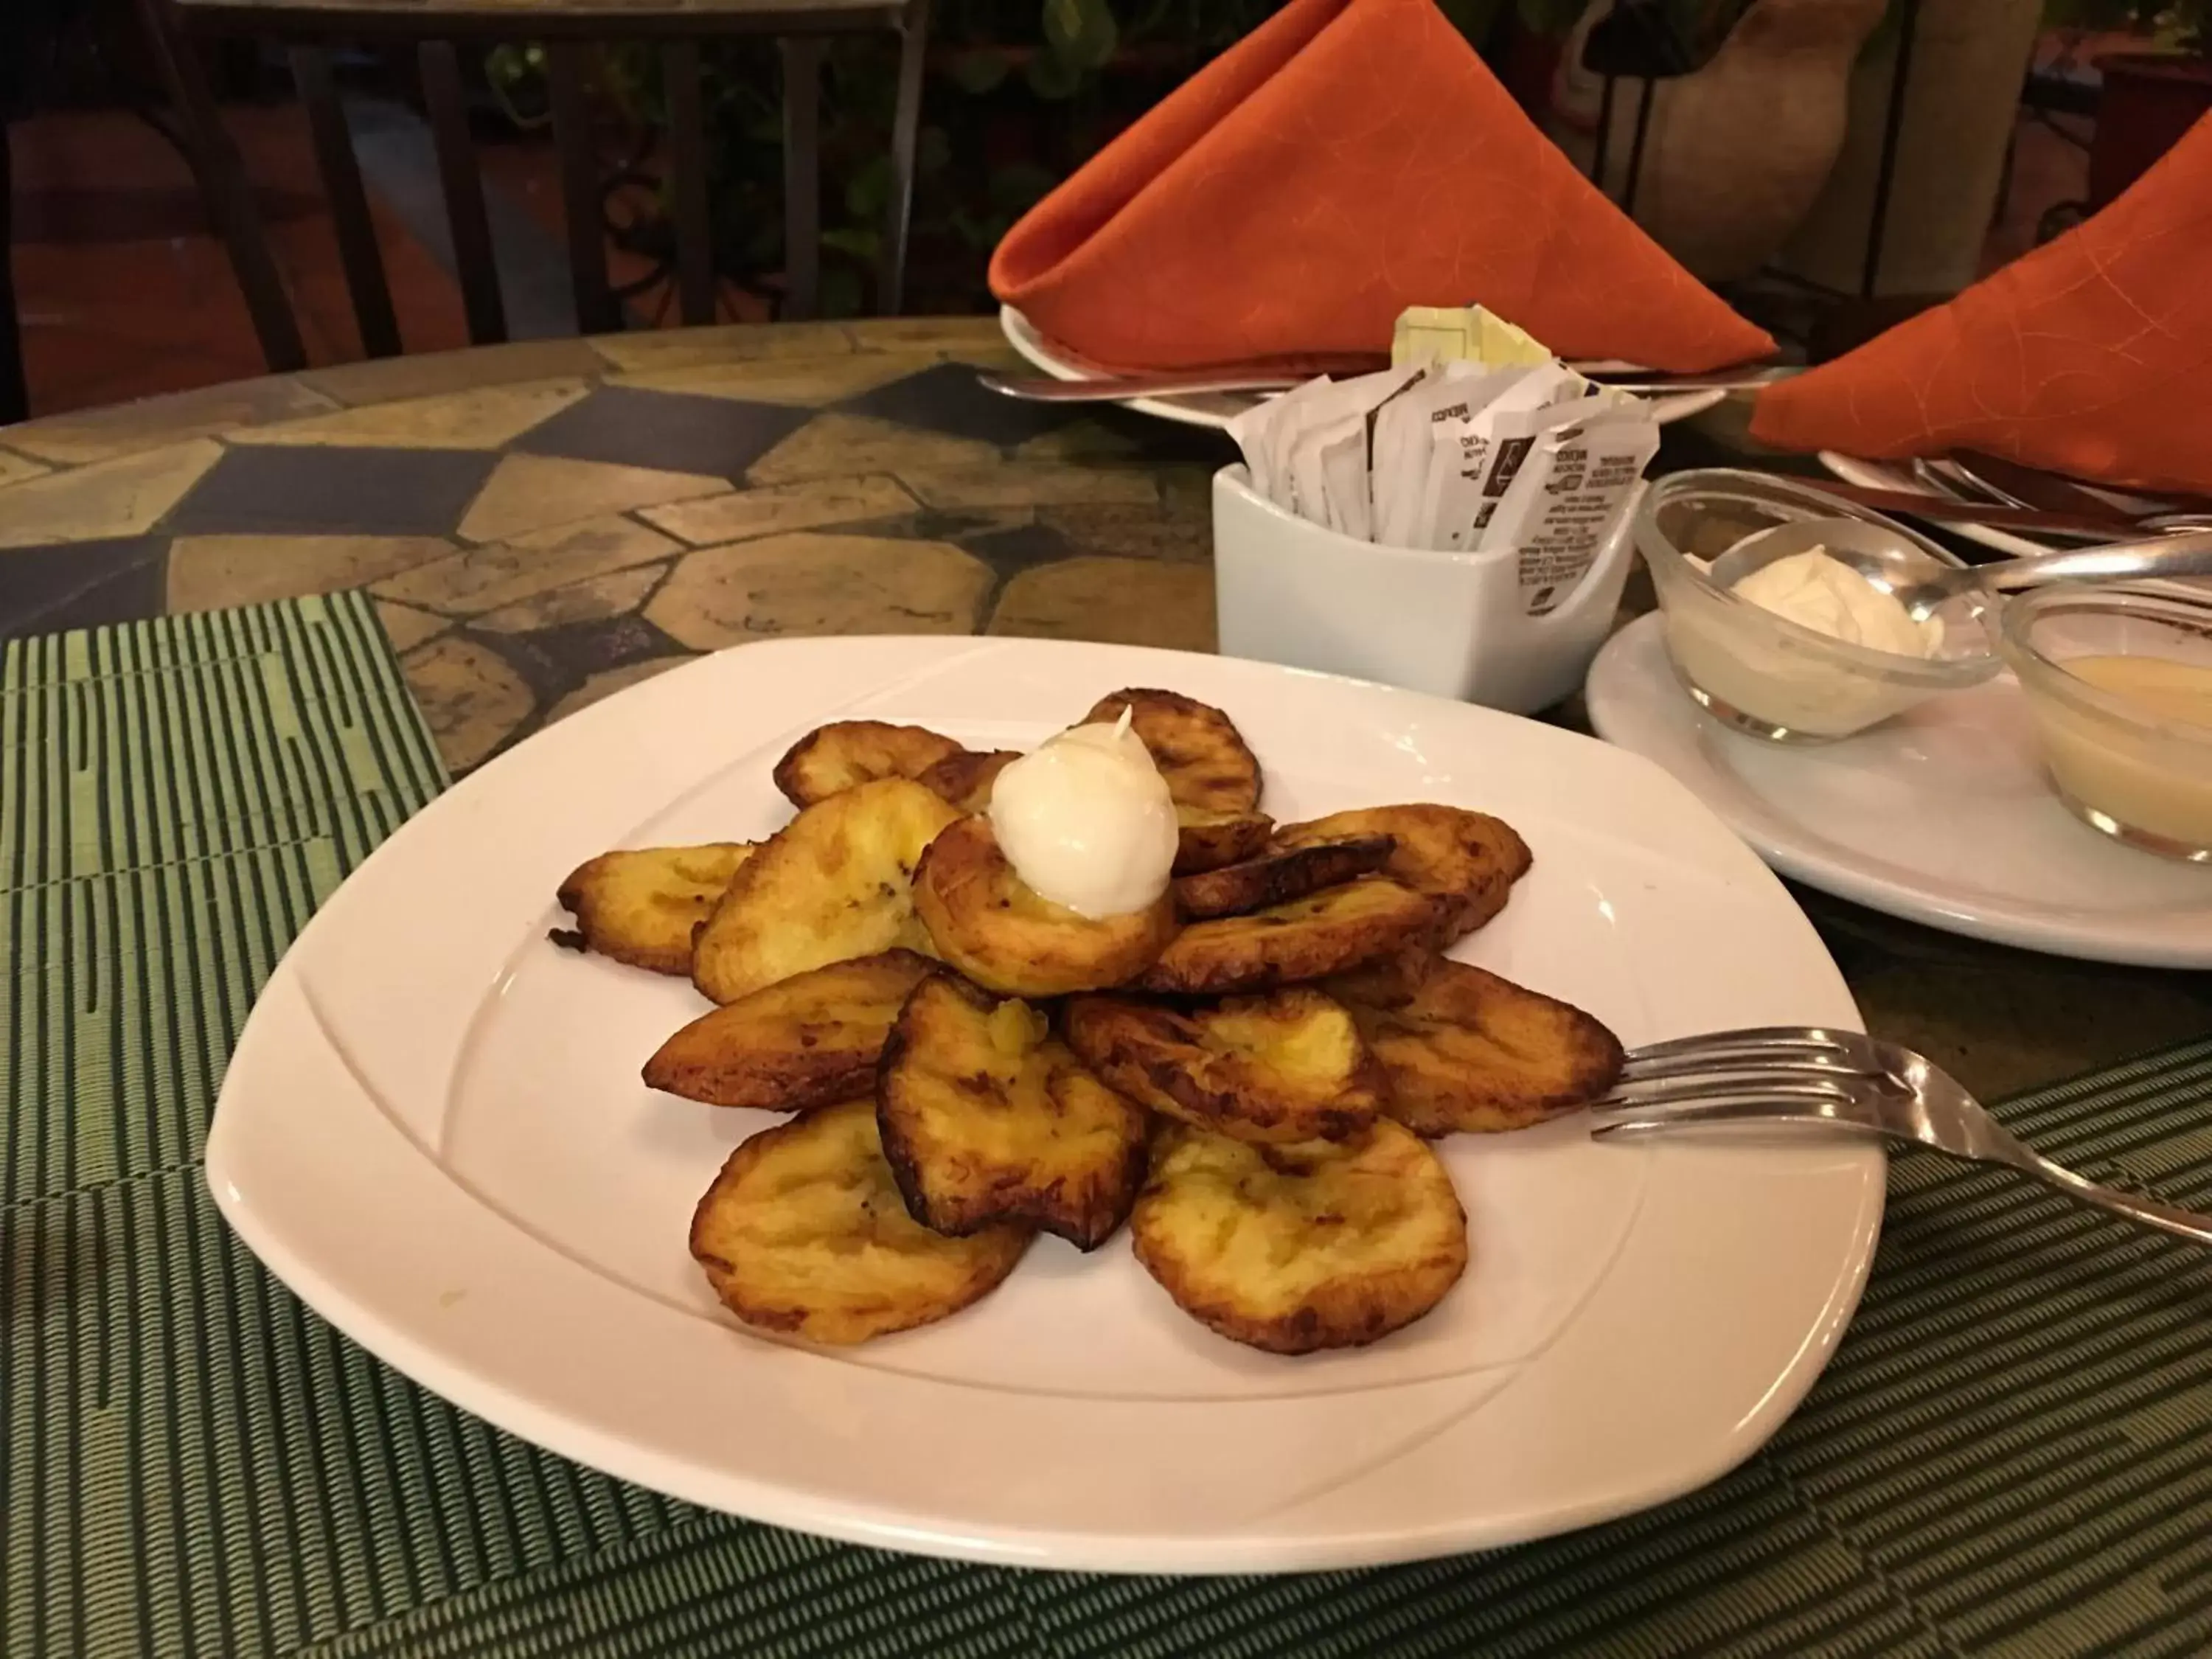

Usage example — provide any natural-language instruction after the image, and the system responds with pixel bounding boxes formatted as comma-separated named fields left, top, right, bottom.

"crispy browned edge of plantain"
left=876, top=971, right=1151, bottom=1251
left=1173, top=835, right=1397, bottom=919
left=687, top=777, right=959, bottom=1004
left=1425, top=811, right=1534, bottom=939
left=1136, top=876, right=1435, bottom=995
left=1279, top=806, right=1533, bottom=942
left=642, top=947, right=936, bottom=1112
left=911, top=813, right=1178, bottom=996
left=553, top=847, right=747, bottom=975
left=1330, top=950, right=1627, bottom=1135
left=1170, top=811, right=1275, bottom=876
left=1129, top=1124, right=1468, bottom=1354
left=1062, top=993, right=1383, bottom=1144
left=686, top=1098, right=1029, bottom=1344
left=1085, top=687, right=1263, bottom=814
left=769, top=720, right=965, bottom=808
left=917, top=749, right=1020, bottom=813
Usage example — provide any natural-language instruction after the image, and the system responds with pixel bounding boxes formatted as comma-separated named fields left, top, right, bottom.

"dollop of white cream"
left=988, top=714, right=1179, bottom=918
left=1731, top=548, right=1940, bottom=658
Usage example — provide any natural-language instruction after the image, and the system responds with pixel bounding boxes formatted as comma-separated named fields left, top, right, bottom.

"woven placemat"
left=7, top=595, right=2212, bottom=1658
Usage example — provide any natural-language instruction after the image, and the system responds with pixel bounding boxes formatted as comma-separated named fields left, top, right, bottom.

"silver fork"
left=1591, top=1027, right=2212, bottom=1247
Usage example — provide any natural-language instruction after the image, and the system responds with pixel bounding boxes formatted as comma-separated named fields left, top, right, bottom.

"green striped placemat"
left=8, top=594, right=2212, bottom=1658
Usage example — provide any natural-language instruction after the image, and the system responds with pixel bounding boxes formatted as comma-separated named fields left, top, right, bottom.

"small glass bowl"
left=2000, top=584, right=2212, bottom=862
left=1635, top=470, right=2001, bottom=741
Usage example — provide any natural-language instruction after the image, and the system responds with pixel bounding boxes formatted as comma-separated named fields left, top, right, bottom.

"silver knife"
left=976, top=365, right=1794, bottom=404
left=1794, top=479, right=2132, bottom=538
left=1944, top=448, right=2212, bottom=526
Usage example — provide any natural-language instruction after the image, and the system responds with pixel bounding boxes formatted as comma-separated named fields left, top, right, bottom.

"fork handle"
left=2023, top=1156, right=2212, bottom=1248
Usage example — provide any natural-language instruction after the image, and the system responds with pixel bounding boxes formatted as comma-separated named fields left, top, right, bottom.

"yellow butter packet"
left=1390, top=305, right=1554, bottom=370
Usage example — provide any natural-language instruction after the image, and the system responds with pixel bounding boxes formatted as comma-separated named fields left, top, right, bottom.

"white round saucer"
left=1585, top=612, right=2212, bottom=968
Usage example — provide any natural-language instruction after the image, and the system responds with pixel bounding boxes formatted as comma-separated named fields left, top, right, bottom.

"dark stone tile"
left=515, top=386, right=810, bottom=480
left=165, top=446, right=498, bottom=538
left=1113, top=411, right=1239, bottom=467
left=838, top=361, right=1077, bottom=448
left=0, top=537, right=169, bottom=639
left=958, top=523, right=1075, bottom=582
left=485, top=613, right=676, bottom=699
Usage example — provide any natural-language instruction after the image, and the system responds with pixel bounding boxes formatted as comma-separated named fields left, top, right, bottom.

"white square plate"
left=206, top=636, right=1881, bottom=1573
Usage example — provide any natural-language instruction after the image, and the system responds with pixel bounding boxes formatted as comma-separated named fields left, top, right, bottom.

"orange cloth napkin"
left=1753, top=112, right=2212, bottom=497
left=988, top=0, right=1773, bottom=375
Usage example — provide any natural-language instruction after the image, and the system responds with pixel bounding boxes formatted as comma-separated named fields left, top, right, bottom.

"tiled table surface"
left=3, top=316, right=2206, bottom=1098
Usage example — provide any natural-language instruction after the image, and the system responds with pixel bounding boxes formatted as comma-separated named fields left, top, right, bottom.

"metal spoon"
left=1713, top=516, right=2212, bottom=623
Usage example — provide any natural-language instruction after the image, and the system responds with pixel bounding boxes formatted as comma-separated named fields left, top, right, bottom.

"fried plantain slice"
left=1326, top=951, right=1624, bottom=1135
left=1275, top=806, right=1531, bottom=943
left=917, top=748, right=1020, bottom=813
left=553, top=843, right=757, bottom=974
left=911, top=814, right=1178, bottom=997
left=692, top=778, right=961, bottom=1004
left=878, top=975, right=1150, bottom=1249
left=1084, top=689, right=1262, bottom=815
left=1130, top=1120, right=1467, bottom=1354
left=690, top=1098, right=1031, bottom=1345
left=644, top=949, right=936, bottom=1112
left=1174, top=835, right=1396, bottom=919
left=1064, top=990, right=1383, bottom=1145
left=772, top=720, right=967, bottom=808
left=1135, top=877, right=1433, bottom=995
left=1171, top=806, right=1275, bottom=876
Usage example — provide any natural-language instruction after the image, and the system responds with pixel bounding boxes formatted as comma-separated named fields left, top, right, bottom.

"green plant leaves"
left=945, top=48, right=1015, bottom=94
left=822, top=226, right=883, bottom=258
left=846, top=153, right=895, bottom=220
left=987, top=161, right=1058, bottom=214
left=1025, top=49, right=1086, bottom=99
left=1513, top=0, right=1590, bottom=35
left=1043, top=0, right=1121, bottom=69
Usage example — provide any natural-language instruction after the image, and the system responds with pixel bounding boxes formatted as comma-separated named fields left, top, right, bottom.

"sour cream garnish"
left=1732, top=547, right=1939, bottom=658
left=990, top=712, right=1178, bottom=918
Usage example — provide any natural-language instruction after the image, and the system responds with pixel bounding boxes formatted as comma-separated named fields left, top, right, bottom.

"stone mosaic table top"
left=3, top=316, right=2206, bottom=1099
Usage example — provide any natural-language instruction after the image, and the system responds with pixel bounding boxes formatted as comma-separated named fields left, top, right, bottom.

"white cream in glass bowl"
left=1634, top=470, right=1999, bottom=741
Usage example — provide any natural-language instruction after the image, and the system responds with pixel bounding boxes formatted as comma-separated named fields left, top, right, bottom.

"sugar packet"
left=1228, top=366, right=1422, bottom=537
left=1225, top=311, right=1660, bottom=580
left=1475, top=393, right=1661, bottom=614
left=1404, top=364, right=1585, bottom=553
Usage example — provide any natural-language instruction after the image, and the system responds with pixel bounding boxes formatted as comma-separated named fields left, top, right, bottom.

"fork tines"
left=1598, top=1025, right=1888, bottom=1125
left=1617, top=1025, right=1872, bottom=1082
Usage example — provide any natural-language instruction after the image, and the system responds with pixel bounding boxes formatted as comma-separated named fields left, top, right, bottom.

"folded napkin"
left=987, top=0, right=1774, bottom=375
left=1753, top=112, right=2212, bottom=496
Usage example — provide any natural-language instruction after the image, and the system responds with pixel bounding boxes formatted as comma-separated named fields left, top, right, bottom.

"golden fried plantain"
left=1136, top=877, right=1433, bottom=995
left=644, top=949, right=936, bottom=1111
left=1174, top=835, right=1396, bottom=919
left=877, top=975, right=1150, bottom=1250
left=1084, top=689, right=1262, bottom=815
left=1326, top=951, right=1624, bottom=1135
left=911, top=814, right=1177, bottom=997
left=772, top=720, right=967, bottom=808
left=692, top=778, right=961, bottom=1004
left=690, top=1098, right=1031, bottom=1345
left=917, top=748, right=1020, bottom=813
left=1275, top=806, right=1531, bottom=943
left=1171, top=807, right=1275, bottom=876
left=553, top=843, right=757, bottom=974
left=1064, top=990, right=1384, bottom=1144
left=1130, top=1120, right=1467, bottom=1354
